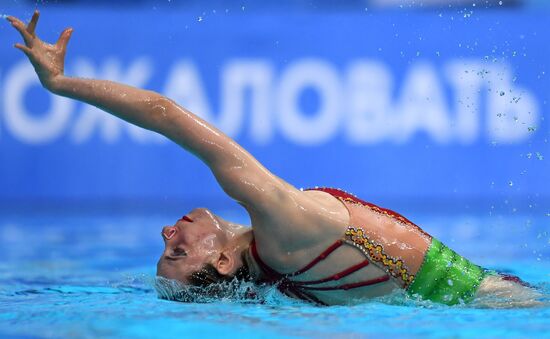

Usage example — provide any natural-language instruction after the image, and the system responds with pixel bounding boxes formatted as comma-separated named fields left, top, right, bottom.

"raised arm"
left=7, top=11, right=295, bottom=211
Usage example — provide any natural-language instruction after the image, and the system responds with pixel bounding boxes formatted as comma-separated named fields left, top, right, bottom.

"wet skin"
left=5, top=11, right=433, bottom=305
left=157, top=209, right=227, bottom=282
left=10, top=11, right=530, bottom=306
left=158, top=211, right=207, bottom=282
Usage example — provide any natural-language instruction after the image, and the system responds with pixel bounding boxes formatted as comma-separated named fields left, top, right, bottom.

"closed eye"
left=173, top=247, right=187, bottom=257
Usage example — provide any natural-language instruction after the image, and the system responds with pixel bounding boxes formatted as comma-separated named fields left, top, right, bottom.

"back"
left=250, top=187, right=433, bottom=305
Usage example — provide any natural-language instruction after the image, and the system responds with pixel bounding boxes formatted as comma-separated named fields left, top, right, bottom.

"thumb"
left=56, top=27, right=73, bottom=51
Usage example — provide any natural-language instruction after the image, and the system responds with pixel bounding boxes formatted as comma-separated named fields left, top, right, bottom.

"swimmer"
left=7, top=11, right=542, bottom=307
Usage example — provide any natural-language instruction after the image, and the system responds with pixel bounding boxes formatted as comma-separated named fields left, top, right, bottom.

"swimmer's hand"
left=7, top=10, right=72, bottom=92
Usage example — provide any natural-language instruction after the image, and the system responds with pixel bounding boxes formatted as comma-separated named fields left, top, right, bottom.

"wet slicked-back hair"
left=155, top=251, right=254, bottom=303
left=188, top=260, right=251, bottom=287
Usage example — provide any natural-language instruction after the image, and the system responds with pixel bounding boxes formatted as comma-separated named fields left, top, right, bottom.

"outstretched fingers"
left=7, top=16, right=34, bottom=47
left=14, top=43, right=32, bottom=57
left=26, top=10, right=40, bottom=37
left=56, top=28, right=73, bottom=52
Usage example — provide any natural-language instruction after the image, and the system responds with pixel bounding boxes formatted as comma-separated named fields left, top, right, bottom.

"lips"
left=178, top=215, right=193, bottom=223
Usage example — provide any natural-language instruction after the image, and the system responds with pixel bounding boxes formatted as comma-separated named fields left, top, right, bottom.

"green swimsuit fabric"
left=407, top=238, right=487, bottom=305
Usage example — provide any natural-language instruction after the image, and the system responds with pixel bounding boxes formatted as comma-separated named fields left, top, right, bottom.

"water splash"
left=153, top=276, right=280, bottom=304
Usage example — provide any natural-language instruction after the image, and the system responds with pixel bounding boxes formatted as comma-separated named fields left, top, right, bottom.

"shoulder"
left=248, top=185, right=350, bottom=255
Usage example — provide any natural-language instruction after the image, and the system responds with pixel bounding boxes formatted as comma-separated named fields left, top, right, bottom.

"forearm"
left=52, top=75, right=170, bottom=134
left=51, top=75, right=239, bottom=165
left=8, top=11, right=291, bottom=210
left=53, top=77, right=289, bottom=209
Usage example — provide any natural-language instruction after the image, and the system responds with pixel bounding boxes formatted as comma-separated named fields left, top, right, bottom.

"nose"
left=162, top=226, right=177, bottom=240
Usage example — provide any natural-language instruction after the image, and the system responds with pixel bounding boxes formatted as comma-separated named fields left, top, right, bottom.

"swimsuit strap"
left=250, top=239, right=285, bottom=282
left=250, top=239, right=328, bottom=305
left=247, top=186, right=414, bottom=304
left=292, top=259, right=370, bottom=286
left=299, top=275, right=390, bottom=291
left=250, top=238, right=390, bottom=304
left=306, top=187, right=430, bottom=238
left=250, top=238, right=345, bottom=280
left=288, top=239, right=345, bottom=277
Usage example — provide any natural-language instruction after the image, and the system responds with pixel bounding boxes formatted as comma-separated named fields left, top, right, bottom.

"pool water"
left=1, top=208, right=549, bottom=338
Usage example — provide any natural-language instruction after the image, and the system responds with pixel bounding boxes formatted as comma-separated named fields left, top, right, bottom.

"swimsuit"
left=250, top=187, right=487, bottom=306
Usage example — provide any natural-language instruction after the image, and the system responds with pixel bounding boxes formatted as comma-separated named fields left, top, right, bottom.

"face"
left=156, top=208, right=228, bottom=283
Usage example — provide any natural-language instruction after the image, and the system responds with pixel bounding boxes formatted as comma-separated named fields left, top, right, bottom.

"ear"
left=215, top=250, right=235, bottom=276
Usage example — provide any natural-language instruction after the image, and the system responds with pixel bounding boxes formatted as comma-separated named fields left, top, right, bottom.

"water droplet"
left=499, top=91, right=505, bottom=96
left=535, top=152, right=544, bottom=160
left=198, top=16, right=203, bottom=22
left=499, top=1, right=503, bottom=5
left=508, top=181, right=514, bottom=187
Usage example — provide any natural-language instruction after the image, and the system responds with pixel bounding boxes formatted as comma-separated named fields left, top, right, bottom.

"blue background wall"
left=0, top=2, right=548, bottom=214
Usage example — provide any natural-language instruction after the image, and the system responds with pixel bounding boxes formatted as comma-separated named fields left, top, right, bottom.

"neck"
left=220, top=228, right=257, bottom=280
left=219, top=219, right=250, bottom=241
left=230, top=228, right=253, bottom=251
left=224, top=229, right=264, bottom=281
left=239, top=232, right=264, bottom=282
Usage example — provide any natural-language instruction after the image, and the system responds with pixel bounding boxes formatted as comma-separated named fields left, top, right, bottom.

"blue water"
left=1, top=208, right=549, bottom=338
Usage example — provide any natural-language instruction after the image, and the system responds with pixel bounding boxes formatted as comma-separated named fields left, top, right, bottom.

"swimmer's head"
left=156, top=208, right=250, bottom=288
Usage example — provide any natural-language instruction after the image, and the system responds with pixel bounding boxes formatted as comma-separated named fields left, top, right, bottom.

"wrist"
left=45, top=75, right=67, bottom=94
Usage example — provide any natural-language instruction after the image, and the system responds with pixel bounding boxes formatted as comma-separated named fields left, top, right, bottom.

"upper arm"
left=154, top=97, right=344, bottom=250
left=154, top=96, right=298, bottom=210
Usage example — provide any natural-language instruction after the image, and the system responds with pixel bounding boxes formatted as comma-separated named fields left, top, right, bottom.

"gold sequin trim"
left=345, top=226, right=415, bottom=288
left=339, top=196, right=411, bottom=226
